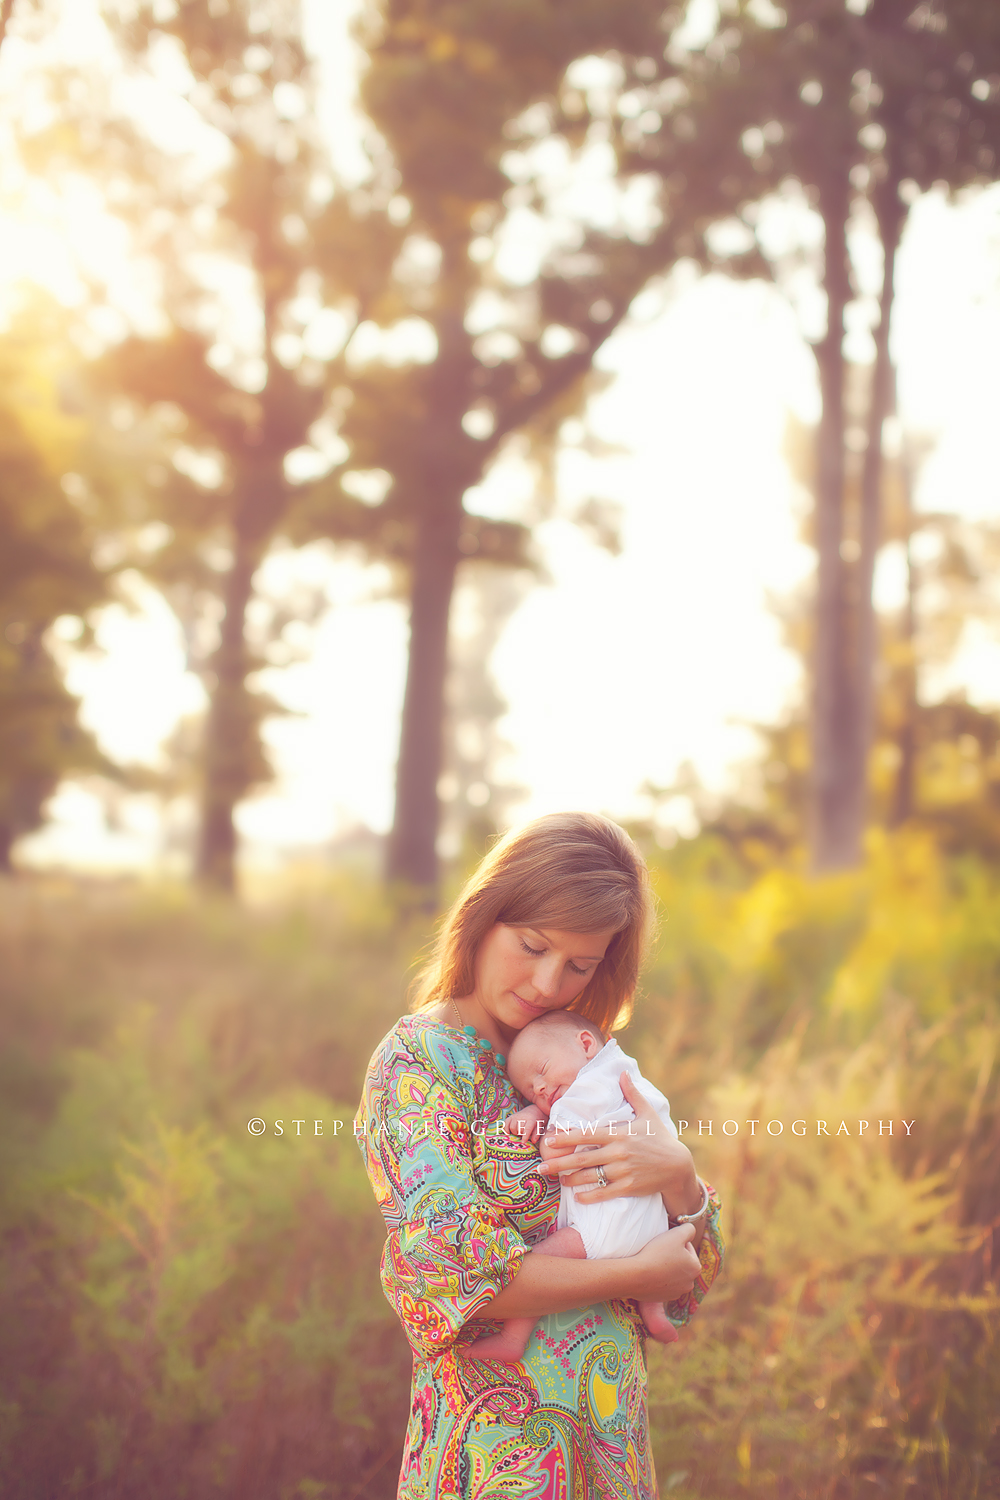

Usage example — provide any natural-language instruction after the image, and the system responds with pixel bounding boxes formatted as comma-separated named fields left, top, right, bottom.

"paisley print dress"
left=356, top=1014, right=723, bottom=1500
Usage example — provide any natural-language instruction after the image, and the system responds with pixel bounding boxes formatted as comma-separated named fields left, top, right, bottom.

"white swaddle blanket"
left=548, top=1038, right=678, bottom=1260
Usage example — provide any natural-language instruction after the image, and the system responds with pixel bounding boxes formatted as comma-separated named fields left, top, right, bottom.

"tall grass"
left=0, top=837, right=997, bottom=1497
left=0, top=875, right=422, bottom=1500
left=637, top=831, right=1000, bottom=1499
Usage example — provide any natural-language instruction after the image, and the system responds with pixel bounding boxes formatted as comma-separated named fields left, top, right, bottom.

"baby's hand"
left=504, top=1105, right=547, bottom=1144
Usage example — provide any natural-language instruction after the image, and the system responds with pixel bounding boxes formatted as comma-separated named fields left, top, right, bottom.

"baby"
left=467, top=1009, right=684, bottom=1363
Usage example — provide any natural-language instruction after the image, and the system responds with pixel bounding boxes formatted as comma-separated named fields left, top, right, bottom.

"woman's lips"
left=513, top=992, right=548, bottom=1016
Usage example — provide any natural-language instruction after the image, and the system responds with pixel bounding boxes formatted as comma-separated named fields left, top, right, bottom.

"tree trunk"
left=195, top=533, right=259, bottom=892
left=811, top=176, right=856, bottom=871
left=890, top=442, right=918, bottom=827
left=386, top=237, right=475, bottom=899
left=854, top=195, right=904, bottom=838
left=385, top=499, right=462, bottom=895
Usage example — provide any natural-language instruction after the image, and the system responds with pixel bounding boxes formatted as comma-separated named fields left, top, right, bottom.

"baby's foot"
left=461, top=1314, right=536, bottom=1364
left=638, top=1300, right=680, bottom=1346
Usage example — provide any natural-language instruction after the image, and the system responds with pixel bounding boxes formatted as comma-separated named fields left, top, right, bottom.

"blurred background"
left=1, top=0, right=998, bottom=1495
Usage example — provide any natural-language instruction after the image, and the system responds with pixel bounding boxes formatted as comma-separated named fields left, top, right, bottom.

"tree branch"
left=485, top=304, right=629, bottom=460
left=483, top=218, right=738, bottom=455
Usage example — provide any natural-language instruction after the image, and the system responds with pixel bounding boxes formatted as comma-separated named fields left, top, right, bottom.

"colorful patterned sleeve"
left=664, top=1186, right=724, bottom=1330
left=357, top=1028, right=530, bottom=1363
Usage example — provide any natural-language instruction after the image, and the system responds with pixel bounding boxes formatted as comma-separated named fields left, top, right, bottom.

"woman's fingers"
left=618, top=1071, right=658, bottom=1121
left=539, top=1134, right=592, bottom=1157
left=573, top=1177, right=632, bottom=1202
left=539, top=1136, right=629, bottom=1167
left=539, top=1146, right=618, bottom=1178
left=541, top=1127, right=633, bottom=1154
left=538, top=1145, right=640, bottom=1199
left=537, top=1076, right=701, bottom=1204
left=634, top=1226, right=700, bottom=1300
left=540, top=1087, right=654, bottom=1153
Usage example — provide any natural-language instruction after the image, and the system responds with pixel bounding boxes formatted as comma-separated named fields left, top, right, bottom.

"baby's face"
left=507, top=1025, right=598, bottom=1113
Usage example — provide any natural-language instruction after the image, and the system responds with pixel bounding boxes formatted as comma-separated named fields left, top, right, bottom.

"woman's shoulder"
left=364, top=1011, right=477, bottom=1093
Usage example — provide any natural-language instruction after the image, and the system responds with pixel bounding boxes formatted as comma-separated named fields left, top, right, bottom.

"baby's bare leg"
left=464, top=1229, right=587, bottom=1363
left=638, top=1300, right=680, bottom=1345
left=530, top=1228, right=587, bottom=1260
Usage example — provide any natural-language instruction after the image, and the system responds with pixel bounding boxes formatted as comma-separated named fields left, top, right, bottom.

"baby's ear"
left=579, top=1027, right=603, bottom=1059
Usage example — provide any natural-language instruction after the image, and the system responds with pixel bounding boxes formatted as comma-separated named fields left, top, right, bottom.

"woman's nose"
left=532, top=958, right=562, bottom=999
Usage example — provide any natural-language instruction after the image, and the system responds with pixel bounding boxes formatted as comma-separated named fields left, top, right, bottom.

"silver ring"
left=596, top=1165, right=608, bottom=1189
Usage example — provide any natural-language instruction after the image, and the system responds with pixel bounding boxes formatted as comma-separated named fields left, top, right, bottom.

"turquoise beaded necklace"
left=450, top=997, right=505, bottom=1069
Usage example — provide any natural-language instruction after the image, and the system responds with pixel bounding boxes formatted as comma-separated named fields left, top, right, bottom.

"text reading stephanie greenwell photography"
left=245, top=1116, right=916, bottom=1138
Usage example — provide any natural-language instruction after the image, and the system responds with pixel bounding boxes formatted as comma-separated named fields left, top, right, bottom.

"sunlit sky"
left=3, top=0, right=999, bottom=871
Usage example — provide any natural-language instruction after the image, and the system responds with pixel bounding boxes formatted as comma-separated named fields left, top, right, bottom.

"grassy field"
left=1, top=834, right=997, bottom=1498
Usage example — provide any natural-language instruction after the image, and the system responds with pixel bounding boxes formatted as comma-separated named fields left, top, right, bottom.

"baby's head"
left=507, top=1010, right=606, bottom=1114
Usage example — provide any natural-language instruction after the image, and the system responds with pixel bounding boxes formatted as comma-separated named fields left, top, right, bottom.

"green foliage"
left=1, top=839, right=998, bottom=1496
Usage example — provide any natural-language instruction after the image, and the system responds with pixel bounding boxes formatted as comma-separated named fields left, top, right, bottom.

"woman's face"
left=470, top=922, right=617, bottom=1037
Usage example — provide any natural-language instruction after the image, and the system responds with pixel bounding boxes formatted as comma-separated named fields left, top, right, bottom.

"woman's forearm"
left=469, top=1253, right=645, bottom=1321
left=470, top=1226, right=700, bottom=1322
left=660, top=1158, right=709, bottom=1252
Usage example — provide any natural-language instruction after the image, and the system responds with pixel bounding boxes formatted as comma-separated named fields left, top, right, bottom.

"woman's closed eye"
left=519, top=938, right=589, bottom=977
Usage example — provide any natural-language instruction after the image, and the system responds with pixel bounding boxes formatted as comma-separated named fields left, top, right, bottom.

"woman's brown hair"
left=410, top=812, right=655, bottom=1033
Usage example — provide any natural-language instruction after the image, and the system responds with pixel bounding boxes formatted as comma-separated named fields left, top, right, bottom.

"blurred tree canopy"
left=637, top=0, right=1000, bottom=870
left=9, top=0, right=758, bottom=892
left=0, top=0, right=18, bottom=54
left=0, top=308, right=109, bottom=868
left=0, top=0, right=998, bottom=889
left=64, top=0, right=407, bottom=891
left=310, top=0, right=760, bottom=895
left=28, top=0, right=758, bottom=895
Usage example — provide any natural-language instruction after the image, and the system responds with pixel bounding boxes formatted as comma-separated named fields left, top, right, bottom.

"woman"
left=356, top=812, right=723, bottom=1499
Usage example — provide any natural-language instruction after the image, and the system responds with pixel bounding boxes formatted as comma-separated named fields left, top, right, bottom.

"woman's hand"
left=538, top=1073, right=707, bottom=1242
left=631, top=1224, right=702, bottom=1302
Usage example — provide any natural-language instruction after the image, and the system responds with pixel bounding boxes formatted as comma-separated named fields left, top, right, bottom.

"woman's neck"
left=435, top=995, right=514, bottom=1053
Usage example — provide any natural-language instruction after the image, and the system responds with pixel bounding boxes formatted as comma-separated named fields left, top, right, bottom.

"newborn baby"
left=467, top=1009, right=682, bottom=1363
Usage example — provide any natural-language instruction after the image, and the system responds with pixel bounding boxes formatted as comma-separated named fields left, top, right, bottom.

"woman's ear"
left=579, top=1027, right=603, bottom=1059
